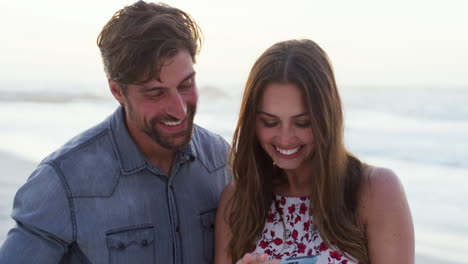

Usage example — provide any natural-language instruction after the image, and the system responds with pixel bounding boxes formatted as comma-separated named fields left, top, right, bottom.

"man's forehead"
left=148, top=49, right=194, bottom=85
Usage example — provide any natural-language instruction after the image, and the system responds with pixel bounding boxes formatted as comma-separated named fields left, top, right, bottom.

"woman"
left=214, top=39, right=414, bottom=264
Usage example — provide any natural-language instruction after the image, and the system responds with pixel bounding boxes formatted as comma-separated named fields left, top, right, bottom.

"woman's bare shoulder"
left=361, top=164, right=402, bottom=193
left=220, top=182, right=235, bottom=201
left=359, top=166, right=415, bottom=262
left=218, top=182, right=236, bottom=216
left=359, top=164, right=408, bottom=221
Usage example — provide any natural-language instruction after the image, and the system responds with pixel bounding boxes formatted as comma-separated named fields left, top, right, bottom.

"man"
left=0, top=1, right=231, bottom=263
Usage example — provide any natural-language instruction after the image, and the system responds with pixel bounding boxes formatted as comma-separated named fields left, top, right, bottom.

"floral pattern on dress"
left=250, top=195, right=357, bottom=264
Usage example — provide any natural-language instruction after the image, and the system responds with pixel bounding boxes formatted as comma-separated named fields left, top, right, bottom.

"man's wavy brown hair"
left=97, top=1, right=201, bottom=90
left=228, top=39, right=368, bottom=264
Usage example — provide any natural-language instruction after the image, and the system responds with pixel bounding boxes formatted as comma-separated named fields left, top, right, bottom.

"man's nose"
left=166, top=91, right=187, bottom=120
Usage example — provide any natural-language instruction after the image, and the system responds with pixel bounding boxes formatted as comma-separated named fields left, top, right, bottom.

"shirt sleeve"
left=0, top=163, right=74, bottom=263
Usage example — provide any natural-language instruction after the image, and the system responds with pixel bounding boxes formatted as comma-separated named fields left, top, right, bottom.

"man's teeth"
left=164, top=119, right=183, bottom=126
left=275, top=146, right=301, bottom=155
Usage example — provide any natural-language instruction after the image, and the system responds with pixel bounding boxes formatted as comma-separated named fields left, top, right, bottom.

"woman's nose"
left=276, top=127, right=296, bottom=147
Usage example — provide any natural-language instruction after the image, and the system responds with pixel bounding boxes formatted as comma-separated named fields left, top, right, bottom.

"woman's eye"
left=263, top=121, right=278, bottom=127
left=295, top=121, right=311, bottom=128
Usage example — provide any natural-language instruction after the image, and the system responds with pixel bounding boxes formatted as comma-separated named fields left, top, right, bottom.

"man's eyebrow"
left=139, top=84, right=164, bottom=93
left=257, top=111, right=308, bottom=118
left=139, top=71, right=196, bottom=93
left=177, top=71, right=196, bottom=87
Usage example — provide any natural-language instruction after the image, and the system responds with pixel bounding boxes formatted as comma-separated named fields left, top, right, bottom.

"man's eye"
left=179, top=78, right=193, bottom=89
left=148, top=91, right=164, bottom=98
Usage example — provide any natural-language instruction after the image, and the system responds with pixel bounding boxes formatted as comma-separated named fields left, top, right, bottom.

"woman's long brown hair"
left=228, top=39, right=368, bottom=263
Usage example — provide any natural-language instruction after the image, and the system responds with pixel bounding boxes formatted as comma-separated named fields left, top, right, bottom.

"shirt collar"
left=108, top=106, right=196, bottom=175
left=180, top=139, right=197, bottom=162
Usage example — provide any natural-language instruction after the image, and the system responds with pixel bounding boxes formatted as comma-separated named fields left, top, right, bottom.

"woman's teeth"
left=275, top=146, right=301, bottom=155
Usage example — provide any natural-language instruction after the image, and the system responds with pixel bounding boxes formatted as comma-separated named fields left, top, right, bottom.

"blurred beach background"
left=0, top=0, right=467, bottom=263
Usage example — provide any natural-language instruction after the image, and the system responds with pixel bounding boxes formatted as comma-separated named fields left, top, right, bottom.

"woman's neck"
left=275, top=166, right=313, bottom=197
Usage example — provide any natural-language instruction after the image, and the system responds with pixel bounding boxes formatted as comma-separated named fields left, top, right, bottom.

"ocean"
left=0, top=80, right=467, bottom=263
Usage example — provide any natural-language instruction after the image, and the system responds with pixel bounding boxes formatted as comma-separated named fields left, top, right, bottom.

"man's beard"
left=127, top=102, right=197, bottom=151
left=144, top=105, right=196, bottom=151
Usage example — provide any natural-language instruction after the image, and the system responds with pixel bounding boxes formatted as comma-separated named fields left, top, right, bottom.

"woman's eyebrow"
left=256, top=111, right=277, bottom=117
left=257, top=111, right=308, bottom=118
left=292, top=113, right=308, bottom=118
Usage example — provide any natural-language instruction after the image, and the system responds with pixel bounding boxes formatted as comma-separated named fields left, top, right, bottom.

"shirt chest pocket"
left=106, top=224, right=155, bottom=264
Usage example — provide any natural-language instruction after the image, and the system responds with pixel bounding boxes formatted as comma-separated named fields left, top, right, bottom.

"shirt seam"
left=44, top=161, right=77, bottom=242
left=107, top=119, right=147, bottom=175
left=43, top=129, right=108, bottom=165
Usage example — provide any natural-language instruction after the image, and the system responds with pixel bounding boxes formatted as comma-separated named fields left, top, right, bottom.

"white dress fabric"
left=250, top=195, right=358, bottom=264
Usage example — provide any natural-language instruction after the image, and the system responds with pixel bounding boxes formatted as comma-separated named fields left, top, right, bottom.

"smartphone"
left=280, top=255, right=319, bottom=264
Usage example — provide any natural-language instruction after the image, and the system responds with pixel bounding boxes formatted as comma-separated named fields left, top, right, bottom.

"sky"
left=0, top=0, right=467, bottom=90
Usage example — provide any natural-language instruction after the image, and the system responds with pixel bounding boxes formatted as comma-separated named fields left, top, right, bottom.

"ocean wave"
left=0, top=90, right=111, bottom=103
left=0, top=81, right=231, bottom=103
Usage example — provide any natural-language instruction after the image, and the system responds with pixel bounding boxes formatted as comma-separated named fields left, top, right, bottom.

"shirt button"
left=141, top=240, right=149, bottom=247
left=117, top=242, right=126, bottom=249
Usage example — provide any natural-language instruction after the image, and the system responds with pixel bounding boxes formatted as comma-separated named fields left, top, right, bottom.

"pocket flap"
left=106, top=225, right=154, bottom=249
left=200, top=208, right=216, bottom=230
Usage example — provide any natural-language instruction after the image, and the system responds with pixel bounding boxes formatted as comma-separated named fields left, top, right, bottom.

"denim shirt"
left=0, top=106, right=231, bottom=264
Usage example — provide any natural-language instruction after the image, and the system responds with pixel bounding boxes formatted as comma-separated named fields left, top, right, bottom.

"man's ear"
left=109, top=79, right=126, bottom=104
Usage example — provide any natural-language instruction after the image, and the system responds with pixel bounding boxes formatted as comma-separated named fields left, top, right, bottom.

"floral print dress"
left=250, top=195, right=358, bottom=264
